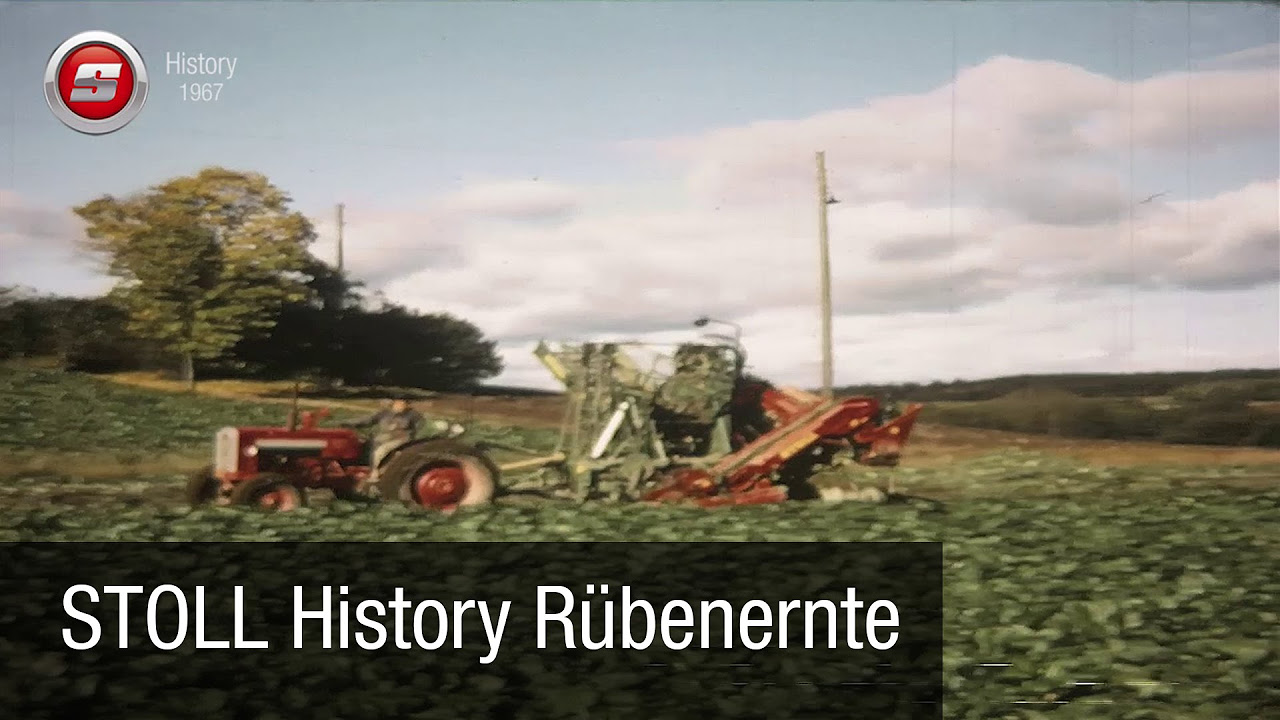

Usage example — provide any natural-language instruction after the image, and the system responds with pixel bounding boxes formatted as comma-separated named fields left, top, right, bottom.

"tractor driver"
left=346, top=397, right=425, bottom=488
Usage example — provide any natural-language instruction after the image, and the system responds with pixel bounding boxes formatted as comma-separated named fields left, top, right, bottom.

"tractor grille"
left=214, top=427, right=240, bottom=474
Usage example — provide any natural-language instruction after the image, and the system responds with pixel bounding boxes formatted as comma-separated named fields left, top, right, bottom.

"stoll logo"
left=44, top=31, right=150, bottom=135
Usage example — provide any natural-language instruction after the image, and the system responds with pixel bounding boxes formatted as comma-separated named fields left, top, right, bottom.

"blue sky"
left=1, top=1, right=1277, bottom=387
left=5, top=1, right=1274, bottom=207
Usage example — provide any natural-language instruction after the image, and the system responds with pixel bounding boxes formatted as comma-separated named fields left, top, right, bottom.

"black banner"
left=0, top=542, right=942, bottom=719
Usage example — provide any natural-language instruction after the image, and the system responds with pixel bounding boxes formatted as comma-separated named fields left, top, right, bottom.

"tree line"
left=835, top=369, right=1280, bottom=404
left=1, top=167, right=502, bottom=391
left=919, top=387, right=1280, bottom=449
left=837, top=371, right=1280, bottom=449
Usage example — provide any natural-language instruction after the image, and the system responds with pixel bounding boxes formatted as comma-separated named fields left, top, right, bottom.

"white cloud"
left=634, top=56, right=1278, bottom=213
left=363, top=55, right=1277, bottom=386
left=306, top=180, right=586, bottom=286
left=0, top=190, right=83, bottom=250
left=0, top=191, right=110, bottom=295
left=357, top=169, right=1275, bottom=388
left=1198, top=42, right=1279, bottom=71
left=432, top=180, right=581, bottom=220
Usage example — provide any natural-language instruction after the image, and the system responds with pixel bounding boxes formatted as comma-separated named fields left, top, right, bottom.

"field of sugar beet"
left=1, top=365, right=1277, bottom=718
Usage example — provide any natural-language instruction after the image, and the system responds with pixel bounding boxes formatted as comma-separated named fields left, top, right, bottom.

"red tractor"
left=186, top=405, right=499, bottom=512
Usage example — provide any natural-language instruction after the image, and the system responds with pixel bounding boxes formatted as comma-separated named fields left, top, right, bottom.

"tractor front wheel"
left=228, top=474, right=308, bottom=512
left=378, top=441, right=497, bottom=512
left=186, top=465, right=220, bottom=508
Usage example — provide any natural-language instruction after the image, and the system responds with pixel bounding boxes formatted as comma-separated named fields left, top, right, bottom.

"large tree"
left=225, top=287, right=506, bottom=392
left=74, top=168, right=316, bottom=388
left=213, top=258, right=362, bottom=383
left=335, top=304, right=504, bottom=391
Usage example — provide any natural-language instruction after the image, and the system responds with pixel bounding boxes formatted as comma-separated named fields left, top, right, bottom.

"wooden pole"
left=816, top=151, right=834, bottom=399
left=328, top=205, right=346, bottom=390
left=336, top=203, right=345, bottom=272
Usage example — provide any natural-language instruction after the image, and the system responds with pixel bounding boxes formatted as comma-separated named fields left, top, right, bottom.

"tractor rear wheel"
left=186, top=465, right=220, bottom=507
left=378, top=440, right=497, bottom=512
left=228, top=474, right=308, bottom=512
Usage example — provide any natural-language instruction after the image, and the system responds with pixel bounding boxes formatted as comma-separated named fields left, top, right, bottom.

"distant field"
left=105, top=371, right=569, bottom=428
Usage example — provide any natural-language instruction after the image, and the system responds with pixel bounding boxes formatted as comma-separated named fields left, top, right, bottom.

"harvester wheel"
left=775, top=444, right=840, bottom=501
left=780, top=475, right=822, bottom=501
left=378, top=440, right=497, bottom=512
left=186, top=465, right=220, bottom=507
left=228, top=474, right=308, bottom=512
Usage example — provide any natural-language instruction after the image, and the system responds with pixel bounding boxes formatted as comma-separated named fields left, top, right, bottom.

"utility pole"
left=816, top=151, right=834, bottom=399
left=336, top=203, right=346, bottom=273
left=326, top=203, right=347, bottom=391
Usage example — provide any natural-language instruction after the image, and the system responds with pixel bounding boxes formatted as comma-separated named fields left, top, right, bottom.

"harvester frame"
left=472, top=332, right=924, bottom=508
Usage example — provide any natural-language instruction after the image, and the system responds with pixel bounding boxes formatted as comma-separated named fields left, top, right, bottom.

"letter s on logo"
left=68, top=63, right=122, bottom=103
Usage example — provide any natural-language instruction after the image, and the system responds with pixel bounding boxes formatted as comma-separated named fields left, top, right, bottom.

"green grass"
left=0, top=366, right=334, bottom=454
left=2, top=474, right=1276, bottom=717
left=2, top=367, right=1278, bottom=717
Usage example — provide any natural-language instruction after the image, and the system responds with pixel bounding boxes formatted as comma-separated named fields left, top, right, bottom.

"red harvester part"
left=642, top=386, right=923, bottom=507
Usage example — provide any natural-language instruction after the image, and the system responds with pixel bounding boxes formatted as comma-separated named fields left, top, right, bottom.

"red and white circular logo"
left=44, top=31, right=149, bottom=135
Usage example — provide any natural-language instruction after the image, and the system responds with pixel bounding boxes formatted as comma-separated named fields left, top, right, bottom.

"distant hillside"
left=473, top=368, right=1280, bottom=402
left=834, top=368, right=1280, bottom=402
